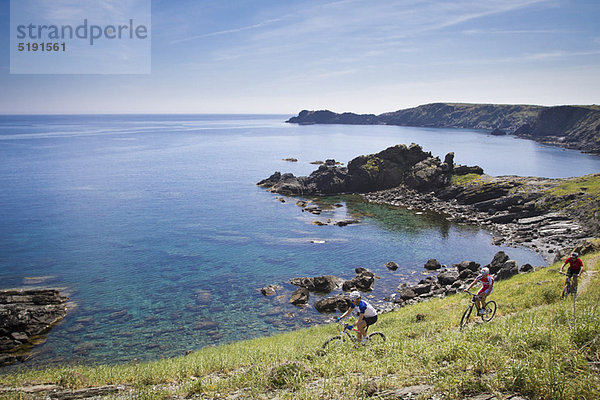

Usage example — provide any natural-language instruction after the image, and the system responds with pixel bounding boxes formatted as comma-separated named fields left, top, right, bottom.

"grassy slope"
left=1, top=255, right=599, bottom=400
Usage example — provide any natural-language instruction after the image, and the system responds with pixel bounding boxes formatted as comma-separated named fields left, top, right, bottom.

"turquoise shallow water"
left=1, top=114, right=599, bottom=368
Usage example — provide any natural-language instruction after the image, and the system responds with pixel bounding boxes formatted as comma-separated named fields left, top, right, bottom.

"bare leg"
left=356, top=320, right=367, bottom=341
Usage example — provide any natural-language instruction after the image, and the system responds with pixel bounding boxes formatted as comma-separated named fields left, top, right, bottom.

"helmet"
left=481, top=267, right=490, bottom=276
left=349, top=291, right=361, bottom=301
left=571, top=252, right=579, bottom=258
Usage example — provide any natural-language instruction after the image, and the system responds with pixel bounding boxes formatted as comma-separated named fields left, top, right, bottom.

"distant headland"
left=287, top=103, right=600, bottom=154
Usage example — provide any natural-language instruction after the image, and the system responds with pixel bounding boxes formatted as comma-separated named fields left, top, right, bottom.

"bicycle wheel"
left=460, top=305, right=473, bottom=329
left=322, top=335, right=343, bottom=350
left=562, top=283, right=569, bottom=299
left=481, top=301, right=497, bottom=322
left=366, top=331, right=386, bottom=344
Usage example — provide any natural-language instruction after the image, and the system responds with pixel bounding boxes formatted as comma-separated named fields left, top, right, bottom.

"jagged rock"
left=314, top=294, right=351, bottom=313
left=437, top=270, right=459, bottom=286
left=459, top=269, right=478, bottom=280
left=0, top=288, right=68, bottom=367
left=453, top=165, right=484, bottom=175
left=385, top=261, right=399, bottom=271
left=520, top=263, right=534, bottom=273
left=573, top=239, right=600, bottom=256
left=289, top=276, right=342, bottom=293
left=424, top=259, right=442, bottom=270
left=412, top=283, right=435, bottom=295
left=260, top=285, right=280, bottom=296
left=491, top=128, right=507, bottom=136
left=289, top=287, right=309, bottom=306
left=496, top=260, right=519, bottom=281
left=455, top=261, right=481, bottom=273
left=258, top=144, right=482, bottom=196
left=398, top=287, right=418, bottom=301
left=486, top=251, right=510, bottom=274
left=342, top=269, right=375, bottom=291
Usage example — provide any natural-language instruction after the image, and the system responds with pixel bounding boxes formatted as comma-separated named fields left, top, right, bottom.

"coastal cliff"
left=287, top=103, right=600, bottom=153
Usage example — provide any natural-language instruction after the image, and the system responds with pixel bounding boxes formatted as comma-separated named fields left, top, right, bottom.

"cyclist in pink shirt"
left=465, top=267, right=494, bottom=315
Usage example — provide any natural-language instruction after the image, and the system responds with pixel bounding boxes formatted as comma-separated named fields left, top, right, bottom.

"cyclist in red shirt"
left=465, top=267, right=494, bottom=315
left=560, top=252, right=584, bottom=289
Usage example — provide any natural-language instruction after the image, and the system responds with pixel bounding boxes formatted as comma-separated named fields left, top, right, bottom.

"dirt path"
left=576, top=254, right=599, bottom=294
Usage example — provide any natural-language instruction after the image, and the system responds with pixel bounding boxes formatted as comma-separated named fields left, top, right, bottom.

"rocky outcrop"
left=314, top=294, right=352, bottom=313
left=391, top=252, right=529, bottom=307
left=289, top=276, right=343, bottom=293
left=258, top=143, right=481, bottom=196
left=424, top=259, right=442, bottom=270
left=0, top=288, right=68, bottom=367
left=366, top=173, right=598, bottom=262
left=287, top=103, right=600, bottom=153
left=289, top=287, right=310, bottom=305
left=342, top=268, right=376, bottom=292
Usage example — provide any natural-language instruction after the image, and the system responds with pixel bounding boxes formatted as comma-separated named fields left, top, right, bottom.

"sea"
left=1, top=114, right=600, bottom=369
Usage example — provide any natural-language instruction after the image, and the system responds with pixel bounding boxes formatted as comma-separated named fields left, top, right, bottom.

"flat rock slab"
left=0, top=288, right=68, bottom=367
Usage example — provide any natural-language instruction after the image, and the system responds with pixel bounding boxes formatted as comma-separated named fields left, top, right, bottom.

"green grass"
left=547, top=174, right=600, bottom=198
left=451, top=173, right=482, bottom=186
left=1, top=255, right=599, bottom=399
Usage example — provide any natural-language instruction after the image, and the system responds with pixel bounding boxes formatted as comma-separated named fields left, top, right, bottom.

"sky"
left=0, top=0, right=599, bottom=114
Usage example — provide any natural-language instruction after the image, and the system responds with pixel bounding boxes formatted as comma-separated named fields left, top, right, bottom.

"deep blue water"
left=1, top=114, right=599, bottom=368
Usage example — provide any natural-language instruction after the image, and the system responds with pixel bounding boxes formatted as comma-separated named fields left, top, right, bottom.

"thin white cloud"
left=170, top=17, right=284, bottom=44
left=462, top=29, right=573, bottom=35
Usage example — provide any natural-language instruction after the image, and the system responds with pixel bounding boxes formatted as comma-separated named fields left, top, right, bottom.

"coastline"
left=363, top=177, right=588, bottom=264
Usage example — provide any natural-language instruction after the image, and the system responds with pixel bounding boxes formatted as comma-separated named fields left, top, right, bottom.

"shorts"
left=567, top=267, right=581, bottom=277
left=477, top=286, right=494, bottom=297
left=364, top=315, right=378, bottom=327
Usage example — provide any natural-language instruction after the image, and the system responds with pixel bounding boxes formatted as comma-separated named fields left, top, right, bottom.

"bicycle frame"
left=337, top=321, right=363, bottom=342
left=461, top=291, right=496, bottom=329
left=559, top=271, right=578, bottom=297
left=322, top=320, right=385, bottom=350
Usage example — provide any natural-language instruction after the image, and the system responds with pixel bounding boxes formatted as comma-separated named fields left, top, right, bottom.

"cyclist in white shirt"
left=337, top=291, right=378, bottom=344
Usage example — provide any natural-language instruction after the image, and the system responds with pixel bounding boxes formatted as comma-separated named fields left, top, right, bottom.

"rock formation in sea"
left=0, top=288, right=68, bottom=367
left=258, top=143, right=599, bottom=262
left=287, top=103, right=600, bottom=153
left=257, top=143, right=481, bottom=196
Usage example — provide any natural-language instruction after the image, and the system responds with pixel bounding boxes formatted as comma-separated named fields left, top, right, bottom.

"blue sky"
left=1, top=0, right=599, bottom=114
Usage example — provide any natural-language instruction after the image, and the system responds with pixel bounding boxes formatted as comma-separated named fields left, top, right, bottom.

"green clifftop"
left=287, top=103, right=600, bottom=153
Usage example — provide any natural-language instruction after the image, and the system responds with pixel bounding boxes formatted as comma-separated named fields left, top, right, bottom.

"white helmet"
left=481, top=267, right=490, bottom=276
left=571, top=252, right=579, bottom=258
left=349, top=291, right=361, bottom=301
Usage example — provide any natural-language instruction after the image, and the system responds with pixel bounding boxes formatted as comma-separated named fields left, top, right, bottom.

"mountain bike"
left=322, top=320, right=386, bottom=350
left=460, top=291, right=497, bottom=329
left=559, top=271, right=578, bottom=298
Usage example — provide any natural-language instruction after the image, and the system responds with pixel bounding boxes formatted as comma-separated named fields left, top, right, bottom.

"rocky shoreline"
left=259, top=144, right=599, bottom=263
left=364, top=177, right=588, bottom=264
left=0, top=288, right=68, bottom=367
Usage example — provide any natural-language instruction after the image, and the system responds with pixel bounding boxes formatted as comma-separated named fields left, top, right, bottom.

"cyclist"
left=559, top=252, right=583, bottom=292
left=465, top=267, right=494, bottom=315
left=337, top=291, right=378, bottom=344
